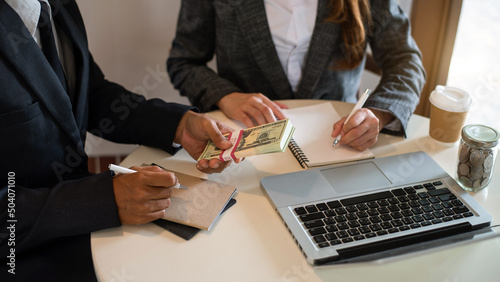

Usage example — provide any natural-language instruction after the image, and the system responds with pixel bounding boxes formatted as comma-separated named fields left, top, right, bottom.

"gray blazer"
left=168, top=0, right=426, bottom=136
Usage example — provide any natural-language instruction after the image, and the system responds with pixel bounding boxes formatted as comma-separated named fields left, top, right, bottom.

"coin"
left=481, top=177, right=490, bottom=187
left=469, top=150, right=485, bottom=166
left=473, top=179, right=483, bottom=189
left=459, top=176, right=472, bottom=188
left=469, top=165, right=483, bottom=180
left=484, top=153, right=493, bottom=171
left=458, top=163, right=470, bottom=176
left=459, top=145, right=469, bottom=162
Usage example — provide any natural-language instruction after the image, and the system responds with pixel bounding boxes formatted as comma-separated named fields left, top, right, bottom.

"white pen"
left=332, top=88, right=372, bottom=148
left=108, top=164, right=188, bottom=190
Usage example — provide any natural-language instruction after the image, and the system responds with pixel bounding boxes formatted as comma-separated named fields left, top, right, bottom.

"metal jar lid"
left=461, top=124, right=500, bottom=148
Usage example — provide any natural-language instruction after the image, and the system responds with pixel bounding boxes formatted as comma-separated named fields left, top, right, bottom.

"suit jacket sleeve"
left=167, top=0, right=242, bottom=112
left=364, top=0, right=426, bottom=136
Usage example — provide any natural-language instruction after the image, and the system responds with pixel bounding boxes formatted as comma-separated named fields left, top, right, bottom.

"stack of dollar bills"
left=198, top=119, right=295, bottom=161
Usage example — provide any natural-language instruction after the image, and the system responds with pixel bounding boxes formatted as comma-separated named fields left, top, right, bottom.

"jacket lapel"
left=50, top=0, right=89, bottom=130
left=295, top=0, right=340, bottom=99
left=234, top=1, right=294, bottom=99
left=0, top=1, right=82, bottom=147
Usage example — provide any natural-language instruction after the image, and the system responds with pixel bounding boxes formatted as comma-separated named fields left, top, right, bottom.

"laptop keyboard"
left=293, top=181, right=474, bottom=249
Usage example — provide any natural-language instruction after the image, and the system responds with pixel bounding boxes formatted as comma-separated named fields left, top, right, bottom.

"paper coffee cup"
left=429, top=85, right=471, bottom=143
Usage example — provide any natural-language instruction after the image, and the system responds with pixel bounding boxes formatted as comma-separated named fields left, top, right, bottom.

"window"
left=447, top=0, right=500, bottom=129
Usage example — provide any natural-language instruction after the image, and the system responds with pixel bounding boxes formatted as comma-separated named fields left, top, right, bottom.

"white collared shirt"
left=6, top=0, right=76, bottom=96
left=264, top=0, right=318, bottom=92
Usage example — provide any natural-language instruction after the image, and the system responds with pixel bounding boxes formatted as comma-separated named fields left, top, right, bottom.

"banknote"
left=198, top=119, right=295, bottom=161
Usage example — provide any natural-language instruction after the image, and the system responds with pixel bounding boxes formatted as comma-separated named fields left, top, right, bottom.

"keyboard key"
left=294, top=207, right=307, bottom=215
left=400, top=226, right=411, bottom=231
left=338, top=222, right=350, bottom=230
left=412, top=215, right=424, bottom=222
left=411, top=207, right=423, bottom=215
left=429, top=197, right=440, bottom=204
left=431, top=219, right=443, bottom=224
left=367, top=201, right=379, bottom=209
left=440, top=195, right=456, bottom=203
left=367, top=209, right=379, bottom=216
left=381, top=222, right=393, bottom=229
left=324, top=218, right=335, bottom=225
left=356, top=211, right=369, bottom=218
left=376, top=230, right=388, bottom=236
left=392, top=188, right=406, bottom=196
left=318, top=242, right=330, bottom=248
left=341, top=191, right=393, bottom=206
left=443, top=209, right=454, bottom=216
left=335, top=207, right=347, bottom=215
left=388, top=228, right=399, bottom=233
left=348, top=229, right=360, bottom=236
left=421, top=221, right=432, bottom=226
left=388, top=198, right=399, bottom=205
left=356, top=203, right=369, bottom=210
left=423, top=213, right=434, bottom=220
left=327, top=200, right=342, bottom=209
left=359, top=218, right=371, bottom=226
left=316, top=203, right=329, bottom=211
left=348, top=221, right=360, bottom=228
left=326, top=225, right=338, bottom=233
left=337, top=231, right=349, bottom=238
left=409, top=201, right=420, bottom=208
left=324, top=210, right=336, bottom=217
left=326, top=233, right=338, bottom=241
left=365, top=233, right=377, bottom=238
left=419, top=199, right=430, bottom=206
left=334, top=215, right=347, bottom=223
left=342, top=238, right=354, bottom=243
left=306, top=205, right=318, bottom=213
left=299, top=212, right=325, bottom=222
left=353, top=235, right=365, bottom=241
left=313, top=235, right=326, bottom=243
left=309, top=227, right=327, bottom=236
left=330, top=239, right=342, bottom=245
left=346, top=214, right=358, bottom=221
left=371, top=216, right=383, bottom=223
left=408, top=194, right=420, bottom=200
left=433, top=211, right=445, bottom=218
left=433, top=181, right=443, bottom=186
left=423, top=183, right=435, bottom=189
left=359, top=226, right=371, bottom=234
left=413, top=185, right=424, bottom=189
left=391, top=212, right=403, bottom=219
left=453, top=206, right=470, bottom=214
left=428, top=188, right=451, bottom=197
left=463, top=212, right=474, bottom=217
left=388, top=205, right=400, bottom=212
left=304, top=220, right=324, bottom=229
left=377, top=199, right=390, bottom=206
left=432, top=203, right=444, bottom=210
left=404, top=187, right=417, bottom=194
left=422, top=205, right=433, bottom=213
left=418, top=192, right=429, bottom=199
left=346, top=205, right=358, bottom=213
left=392, top=219, right=404, bottom=227
left=409, top=223, right=421, bottom=229
left=443, top=217, right=453, bottom=222
left=379, top=214, right=391, bottom=222
left=451, top=200, right=464, bottom=207
left=370, top=224, right=382, bottom=232
left=378, top=207, right=390, bottom=214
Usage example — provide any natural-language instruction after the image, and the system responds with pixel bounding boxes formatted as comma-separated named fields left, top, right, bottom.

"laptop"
left=260, top=151, right=495, bottom=265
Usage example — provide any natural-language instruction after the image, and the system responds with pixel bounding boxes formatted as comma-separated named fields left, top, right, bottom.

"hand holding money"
left=198, top=119, right=295, bottom=161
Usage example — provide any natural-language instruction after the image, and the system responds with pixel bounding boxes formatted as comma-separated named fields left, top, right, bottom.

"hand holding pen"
left=332, top=89, right=372, bottom=150
left=109, top=164, right=188, bottom=190
left=110, top=164, right=184, bottom=225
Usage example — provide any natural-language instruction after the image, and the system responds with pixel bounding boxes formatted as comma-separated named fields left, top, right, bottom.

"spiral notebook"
left=285, top=103, right=374, bottom=168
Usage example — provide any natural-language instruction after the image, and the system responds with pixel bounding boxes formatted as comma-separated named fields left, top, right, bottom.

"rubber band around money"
left=218, top=130, right=244, bottom=161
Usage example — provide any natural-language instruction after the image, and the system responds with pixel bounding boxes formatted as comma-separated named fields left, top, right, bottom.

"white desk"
left=92, top=100, right=500, bottom=282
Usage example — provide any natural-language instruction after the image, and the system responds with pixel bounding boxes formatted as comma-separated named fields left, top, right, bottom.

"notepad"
left=284, top=102, right=374, bottom=168
left=152, top=167, right=237, bottom=231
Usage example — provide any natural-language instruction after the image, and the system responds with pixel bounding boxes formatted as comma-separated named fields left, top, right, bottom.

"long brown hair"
left=326, top=0, right=372, bottom=70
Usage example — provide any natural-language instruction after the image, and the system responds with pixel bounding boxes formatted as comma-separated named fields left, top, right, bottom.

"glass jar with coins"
left=456, top=124, right=499, bottom=191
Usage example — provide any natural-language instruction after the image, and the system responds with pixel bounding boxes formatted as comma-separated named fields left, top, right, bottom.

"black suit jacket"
left=0, top=0, right=192, bottom=259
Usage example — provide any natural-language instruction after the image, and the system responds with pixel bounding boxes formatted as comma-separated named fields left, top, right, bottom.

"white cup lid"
left=429, top=85, right=471, bottom=112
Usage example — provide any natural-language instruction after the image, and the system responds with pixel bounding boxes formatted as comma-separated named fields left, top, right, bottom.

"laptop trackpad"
left=320, top=162, right=392, bottom=196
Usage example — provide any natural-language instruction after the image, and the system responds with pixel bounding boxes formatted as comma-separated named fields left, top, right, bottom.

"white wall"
left=77, top=0, right=188, bottom=156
